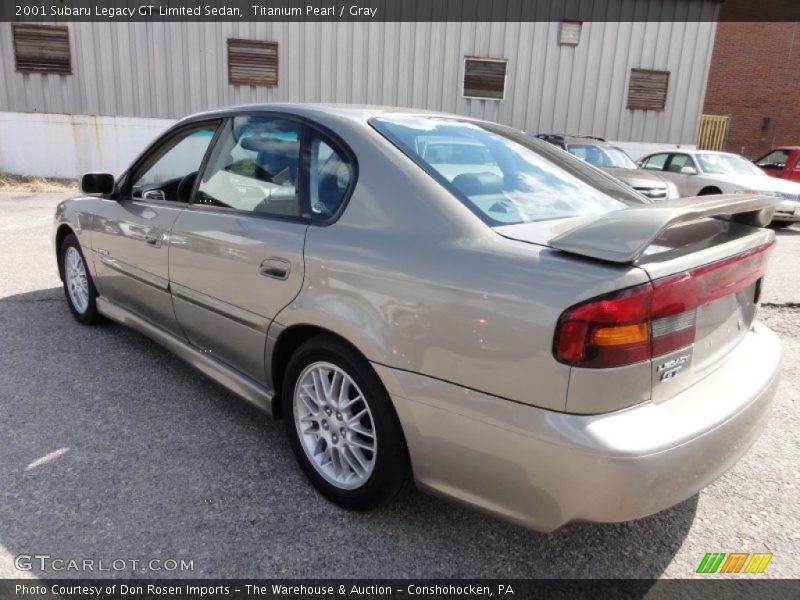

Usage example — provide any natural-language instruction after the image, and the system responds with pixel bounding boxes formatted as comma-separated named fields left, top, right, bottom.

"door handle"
left=259, top=257, right=291, bottom=280
left=145, top=232, right=162, bottom=247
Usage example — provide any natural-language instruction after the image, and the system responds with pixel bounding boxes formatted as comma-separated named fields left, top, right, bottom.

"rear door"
left=168, top=114, right=354, bottom=385
left=91, top=122, right=219, bottom=337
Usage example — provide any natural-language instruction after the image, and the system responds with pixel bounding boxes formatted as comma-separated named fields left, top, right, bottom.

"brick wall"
left=703, top=17, right=800, bottom=159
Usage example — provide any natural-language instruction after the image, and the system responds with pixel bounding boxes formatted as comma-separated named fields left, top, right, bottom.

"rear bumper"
left=376, top=322, right=781, bottom=532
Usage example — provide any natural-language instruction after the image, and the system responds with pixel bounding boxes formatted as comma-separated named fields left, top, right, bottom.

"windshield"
left=696, top=153, right=764, bottom=176
left=370, top=116, right=644, bottom=226
left=567, top=144, right=637, bottom=169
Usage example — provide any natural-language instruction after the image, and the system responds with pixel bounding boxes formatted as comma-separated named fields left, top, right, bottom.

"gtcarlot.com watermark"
left=14, top=554, right=194, bottom=573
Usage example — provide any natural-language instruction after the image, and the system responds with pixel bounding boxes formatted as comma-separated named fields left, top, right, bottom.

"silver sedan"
left=639, top=149, right=800, bottom=225
left=54, top=105, right=781, bottom=532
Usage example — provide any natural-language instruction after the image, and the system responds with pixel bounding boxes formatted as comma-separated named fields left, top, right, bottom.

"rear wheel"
left=282, top=335, right=410, bottom=510
left=60, top=233, right=102, bottom=325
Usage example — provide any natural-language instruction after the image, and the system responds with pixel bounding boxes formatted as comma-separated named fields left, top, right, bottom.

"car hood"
left=702, top=172, right=800, bottom=193
left=601, top=167, right=668, bottom=188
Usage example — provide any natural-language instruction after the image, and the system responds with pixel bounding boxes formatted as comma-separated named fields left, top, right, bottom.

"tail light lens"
left=554, top=244, right=773, bottom=368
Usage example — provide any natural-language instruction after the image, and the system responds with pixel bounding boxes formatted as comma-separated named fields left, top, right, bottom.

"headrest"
left=241, top=136, right=299, bottom=154
left=451, top=172, right=504, bottom=196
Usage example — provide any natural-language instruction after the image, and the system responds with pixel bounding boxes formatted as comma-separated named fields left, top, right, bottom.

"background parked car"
left=638, top=149, right=800, bottom=226
left=755, top=147, right=800, bottom=182
left=536, top=134, right=679, bottom=201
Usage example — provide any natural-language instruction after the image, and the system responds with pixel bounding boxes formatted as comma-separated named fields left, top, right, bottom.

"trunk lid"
left=497, top=194, right=778, bottom=402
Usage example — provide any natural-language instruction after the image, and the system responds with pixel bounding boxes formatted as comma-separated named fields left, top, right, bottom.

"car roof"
left=642, top=149, right=742, bottom=158
left=536, top=133, right=609, bottom=146
left=176, top=103, right=477, bottom=127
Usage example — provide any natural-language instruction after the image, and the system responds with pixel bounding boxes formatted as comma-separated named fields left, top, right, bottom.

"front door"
left=168, top=116, right=309, bottom=385
left=91, top=123, right=219, bottom=337
left=663, top=153, right=698, bottom=196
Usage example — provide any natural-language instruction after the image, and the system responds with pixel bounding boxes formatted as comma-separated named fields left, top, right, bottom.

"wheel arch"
left=698, top=186, right=723, bottom=196
left=268, top=323, right=383, bottom=419
left=55, top=223, right=76, bottom=281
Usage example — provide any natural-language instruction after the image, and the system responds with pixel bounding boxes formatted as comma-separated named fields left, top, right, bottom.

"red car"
left=755, top=146, right=800, bottom=182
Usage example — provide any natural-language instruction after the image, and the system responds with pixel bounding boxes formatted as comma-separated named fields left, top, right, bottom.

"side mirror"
left=680, top=165, right=697, bottom=175
left=81, top=173, right=115, bottom=195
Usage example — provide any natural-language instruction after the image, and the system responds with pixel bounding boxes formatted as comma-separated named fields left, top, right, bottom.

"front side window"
left=756, top=150, right=790, bottom=170
left=641, top=154, right=669, bottom=170
left=131, top=126, right=218, bottom=202
left=695, top=153, right=763, bottom=176
left=196, top=116, right=301, bottom=217
left=371, top=116, right=643, bottom=226
left=667, top=154, right=693, bottom=173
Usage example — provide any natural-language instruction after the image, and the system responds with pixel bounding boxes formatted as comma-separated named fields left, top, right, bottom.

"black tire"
left=60, top=233, right=103, bottom=325
left=282, top=335, right=410, bottom=510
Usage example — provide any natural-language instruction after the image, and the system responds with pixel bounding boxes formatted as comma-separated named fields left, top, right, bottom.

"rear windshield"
left=370, top=116, right=644, bottom=225
left=567, top=144, right=638, bottom=169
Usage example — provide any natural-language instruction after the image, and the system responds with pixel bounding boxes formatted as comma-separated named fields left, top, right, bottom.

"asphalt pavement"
left=0, top=192, right=797, bottom=579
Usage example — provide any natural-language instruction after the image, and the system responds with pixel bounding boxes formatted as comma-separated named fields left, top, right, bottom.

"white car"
left=638, top=149, right=800, bottom=225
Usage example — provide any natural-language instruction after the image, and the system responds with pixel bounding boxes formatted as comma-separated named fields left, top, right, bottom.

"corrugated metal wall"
left=0, top=4, right=719, bottom=143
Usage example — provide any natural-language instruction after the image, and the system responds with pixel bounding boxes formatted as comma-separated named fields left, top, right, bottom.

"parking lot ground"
left=0, top=192, right=798, bottom=579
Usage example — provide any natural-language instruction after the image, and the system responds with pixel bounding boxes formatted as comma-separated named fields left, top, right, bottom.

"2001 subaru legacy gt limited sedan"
left=54, top=104, right=782, bottom=532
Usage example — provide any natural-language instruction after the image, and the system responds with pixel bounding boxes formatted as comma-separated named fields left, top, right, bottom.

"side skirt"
left=97, top=297, right=276, bottom=417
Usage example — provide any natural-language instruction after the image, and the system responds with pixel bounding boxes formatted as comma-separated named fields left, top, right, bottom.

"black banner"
left=2, top=0, right=800, bottom=23
left=1, top=580, right=799, bottom=600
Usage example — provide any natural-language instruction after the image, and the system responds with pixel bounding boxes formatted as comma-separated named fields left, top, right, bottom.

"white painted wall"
left=0, top=111, right=174, bottom=179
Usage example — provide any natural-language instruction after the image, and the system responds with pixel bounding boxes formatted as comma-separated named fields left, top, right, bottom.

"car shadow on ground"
left=773, top=226, right=800, bottom=236
left=0, top=288, right=697, bottom=579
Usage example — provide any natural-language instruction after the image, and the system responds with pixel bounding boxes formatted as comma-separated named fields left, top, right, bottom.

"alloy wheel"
left=293, top=361, right=377, bottom=490
left=65, top=246, right=89, bottom=314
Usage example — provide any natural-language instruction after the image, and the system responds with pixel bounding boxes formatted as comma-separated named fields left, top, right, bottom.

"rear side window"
left=196, top=116, right=301, bottom=217
left=371, top=116, right=643, bottom=226
left=307, top=133, right=353, bottom=221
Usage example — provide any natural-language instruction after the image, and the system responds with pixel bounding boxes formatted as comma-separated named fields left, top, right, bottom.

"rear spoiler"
left=549, top=194, right=779, bottom=264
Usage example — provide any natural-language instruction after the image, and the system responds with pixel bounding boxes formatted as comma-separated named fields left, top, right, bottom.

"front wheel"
left=60, top=233, right=102, bottom=325
left=282, top=336, right=410, bottom=510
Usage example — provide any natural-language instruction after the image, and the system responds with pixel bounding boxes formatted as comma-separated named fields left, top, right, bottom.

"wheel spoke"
left=341, top=446, right=364, bottom=477
left=348, top=437, right=374, bottom=452
left=299, top=390, right=318, bottom=415
left=347, top=407, right=368, bottom=424
left=340, top=393, right=362, bottom=411
left=311, top=370, right=325, bottom=406
left=350, top=423, right=374, bottom=438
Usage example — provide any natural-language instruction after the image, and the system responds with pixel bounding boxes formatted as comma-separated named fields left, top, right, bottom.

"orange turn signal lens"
left=590, top=323, right=649, bottom=346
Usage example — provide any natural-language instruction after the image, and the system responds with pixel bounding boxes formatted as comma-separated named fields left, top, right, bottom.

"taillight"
left=554, top=243, right=773, bottom=368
